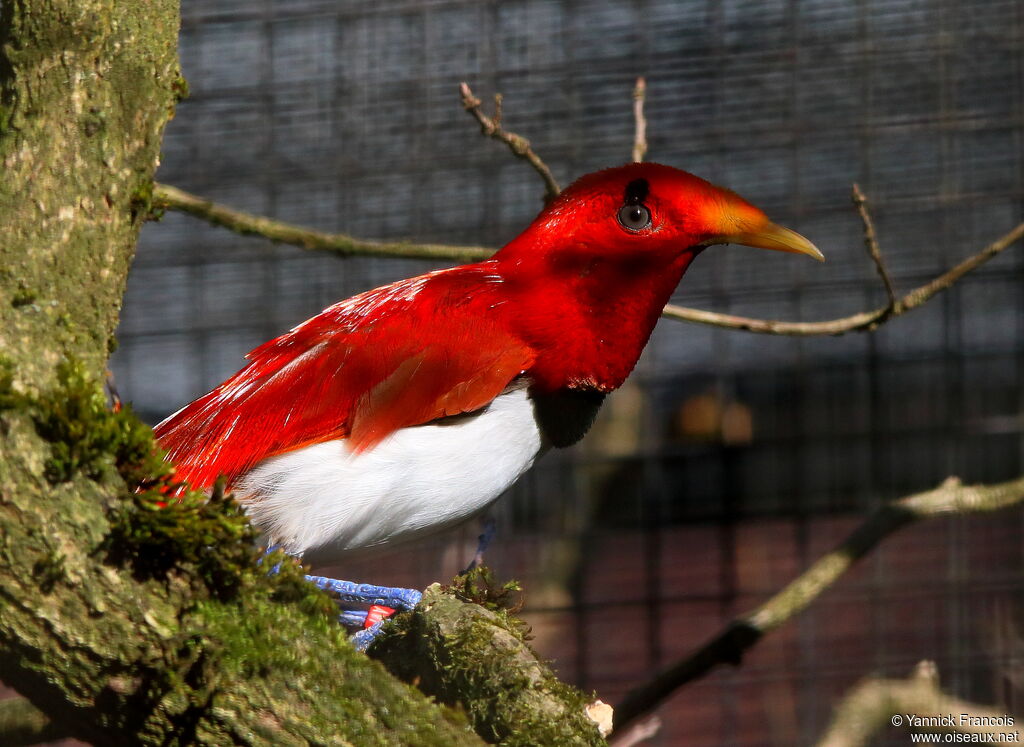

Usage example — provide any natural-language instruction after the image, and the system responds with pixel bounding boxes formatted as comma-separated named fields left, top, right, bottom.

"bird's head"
left=493, top=163, right=824, bottom=391
left=499, top=162, right=823, bottom=268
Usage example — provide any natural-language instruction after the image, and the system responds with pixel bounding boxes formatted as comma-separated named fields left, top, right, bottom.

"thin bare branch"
left=816, top=661, right=1020, bottom=747
left=632, top=77, right=648, bottom=163
left=153, top=193, right=1024, bottom=339
left=151, top=184, right=492, bottom=263
left=612, top=474, right=1024, bottom=732
left=458, top=82, right=561, bottom=202
left=663, top=218, right=1024, bottom=335
left=852, top=183, right=896, bottom=306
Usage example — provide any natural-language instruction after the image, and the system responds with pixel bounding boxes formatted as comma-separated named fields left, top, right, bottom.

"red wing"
left=154, top=268, right=534, bottom=490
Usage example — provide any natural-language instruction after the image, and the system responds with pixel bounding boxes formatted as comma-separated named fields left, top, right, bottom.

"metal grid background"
left=112, top=1, right=1024, bottom=744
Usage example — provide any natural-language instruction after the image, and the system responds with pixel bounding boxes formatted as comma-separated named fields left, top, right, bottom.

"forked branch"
left=459, top=82, right=561, bottom=202
left=611, top=475, right=1024, bottom=732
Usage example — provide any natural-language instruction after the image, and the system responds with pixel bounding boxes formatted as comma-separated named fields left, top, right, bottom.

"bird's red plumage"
left=155, top=263, right=535, bottom=489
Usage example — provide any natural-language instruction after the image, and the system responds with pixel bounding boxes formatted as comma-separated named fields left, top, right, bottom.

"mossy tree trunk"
left=0, top=3, right=604, bottom=745
left=0, top=2, right=479, bottom=744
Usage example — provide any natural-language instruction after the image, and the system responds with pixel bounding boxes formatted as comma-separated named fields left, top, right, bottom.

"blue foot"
left=304, top=576, right=423, bottom=609
left=305, top=575, right=423, bottom=651
left=258, top=548, right=422, bottom=650
left=350, top=623, right=388, bottom=651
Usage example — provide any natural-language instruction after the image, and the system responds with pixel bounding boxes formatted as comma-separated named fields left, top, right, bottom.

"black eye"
left=617, top=203, right=651, bottom=232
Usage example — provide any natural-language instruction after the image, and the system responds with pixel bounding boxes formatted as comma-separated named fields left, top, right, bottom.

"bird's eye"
left=617, top=204, right=651, bottom=232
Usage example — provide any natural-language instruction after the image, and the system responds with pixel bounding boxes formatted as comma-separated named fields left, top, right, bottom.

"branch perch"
left=152, top=184, right=1024, bottom=338
left=612, top=474, right=1024, bottom=732
left=369, top=584, right=606, bottom=745
left=459, top=82, right=561, bottom=202
left=152, top=184, right=492, bottom=263
left=816, top=661, right=1020, bottom=747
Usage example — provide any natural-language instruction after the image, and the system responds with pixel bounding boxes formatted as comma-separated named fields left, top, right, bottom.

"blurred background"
left=107, top=0, right=1024, bottom=744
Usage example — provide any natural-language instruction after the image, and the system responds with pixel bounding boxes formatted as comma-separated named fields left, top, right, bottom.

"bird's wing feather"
left=154, top=267, right=534, bottom=490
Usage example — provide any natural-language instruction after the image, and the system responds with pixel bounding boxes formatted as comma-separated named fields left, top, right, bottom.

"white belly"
left=234, top=386, right=546, bottom=566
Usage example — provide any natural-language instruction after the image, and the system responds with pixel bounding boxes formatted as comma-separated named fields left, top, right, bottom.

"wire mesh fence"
left=108, top=1, right=1024, bottom=743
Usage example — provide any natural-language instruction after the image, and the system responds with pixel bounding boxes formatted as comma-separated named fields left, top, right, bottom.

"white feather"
left=234, top=386, right=545, bottom=566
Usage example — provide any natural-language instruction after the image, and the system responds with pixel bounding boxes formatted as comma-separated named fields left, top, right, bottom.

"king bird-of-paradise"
left=154, top=162, right=823, bottom=644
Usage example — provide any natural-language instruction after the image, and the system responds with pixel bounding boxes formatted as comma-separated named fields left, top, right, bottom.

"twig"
left=852, top=183, right=896, bottom=306
left=155, top=81, right=1024, bottom=337
left=816, top=661, right=1020, bottom=747
left=155, top=183, right=1024, bottom=338
left=632, top=77, right=648, bottom=163
left=662, top=218, right=1024, bottom=335
left=0, top=697, right=69, bottom=747
left=151, top=184, right=493, bottom=263
left=612, top=474, right=1024, bottom=732
left=458, top=82, right=561, bottom=202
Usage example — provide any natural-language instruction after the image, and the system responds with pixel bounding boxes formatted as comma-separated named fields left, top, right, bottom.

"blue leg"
left=305, top=575, right=423, bottom=651
left=462, top=517, right=497, bottom=574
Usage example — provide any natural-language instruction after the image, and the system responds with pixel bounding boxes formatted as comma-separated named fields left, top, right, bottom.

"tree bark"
left=0, top=3, right=485, bottom=744
left=371, top=584, right=607, bottom=746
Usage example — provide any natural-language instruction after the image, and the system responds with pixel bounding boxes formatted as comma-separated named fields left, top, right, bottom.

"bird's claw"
left=305, top=574, right=423, bottom=649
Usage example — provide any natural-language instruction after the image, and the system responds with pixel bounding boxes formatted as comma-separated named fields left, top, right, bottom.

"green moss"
left=171, top=73, right=189, bottom=103
left=192, top=595, right=472, bottom=745
left=371, top=585, right=605, bottom=746
left=132, top=178, right=165, bottom=222
left=0, top=356, right=15, bottom=410
left=6, top=358, right=337, bottom=616
left=31, top=549, right=66, bottom=593
left=103, top=480, right=255, bottom=598
left=446, top=566, right=524, bottom=614
left=103, top=479, right=336, bottom=616
left=446, top=618, right=599, bottom=746
left=130, top=179, right=158, bottom=222
left=18, top=359, right=166, bottom=485
left=11, top=284, right=37, bottom=307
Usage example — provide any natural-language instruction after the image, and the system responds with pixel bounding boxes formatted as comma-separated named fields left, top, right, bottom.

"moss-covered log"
left=0, top=2, right=483, bottom=744
left=371, top=584, right=607, bottom=746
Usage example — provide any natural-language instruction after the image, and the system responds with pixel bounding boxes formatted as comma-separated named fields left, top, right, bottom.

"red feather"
left=155, top=262, right=535, bottom=490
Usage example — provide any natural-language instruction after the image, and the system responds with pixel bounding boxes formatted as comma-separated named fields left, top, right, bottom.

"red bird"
left=155, top=163, right=822, bottom=570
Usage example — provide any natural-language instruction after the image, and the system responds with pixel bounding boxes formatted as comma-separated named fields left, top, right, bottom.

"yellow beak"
left=707, top=222, right=825, bottom=262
